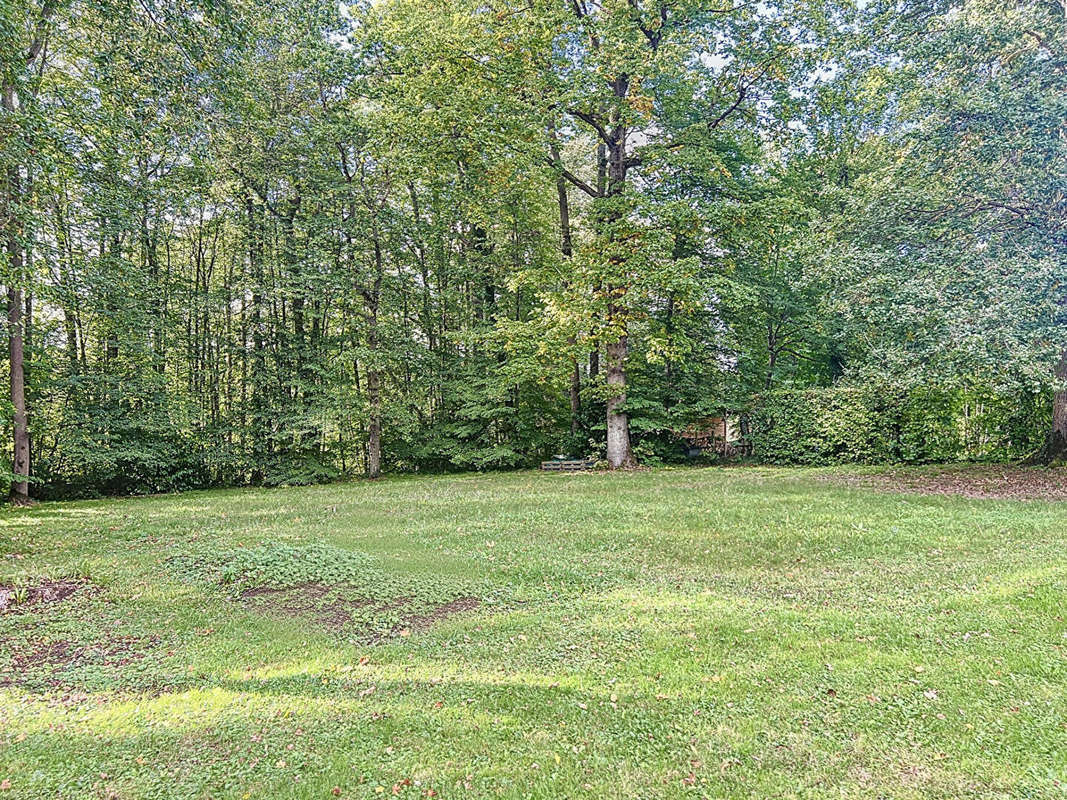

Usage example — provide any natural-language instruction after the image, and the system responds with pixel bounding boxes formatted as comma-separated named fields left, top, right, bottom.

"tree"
left=1, top=0, right=61, bottom=503
left=536, top=0, right=833, bottom=466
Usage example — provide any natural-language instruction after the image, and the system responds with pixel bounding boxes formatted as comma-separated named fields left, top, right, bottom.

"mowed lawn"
left=1, top=468, right=1065, bottom=799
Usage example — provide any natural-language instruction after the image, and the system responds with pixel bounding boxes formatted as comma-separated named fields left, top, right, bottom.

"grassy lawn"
left=1, top=467, right=1065, bottom=799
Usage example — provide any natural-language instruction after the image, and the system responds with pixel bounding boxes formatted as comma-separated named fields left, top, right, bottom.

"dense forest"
left=1, top=0, right=1064, bottom=499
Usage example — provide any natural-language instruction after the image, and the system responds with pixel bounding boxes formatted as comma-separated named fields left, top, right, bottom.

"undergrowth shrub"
left=168, top=543, right=387, bottom=591
left=165, top=542, right=477, bottom=611
left=748, top=385, right=1049, bottom=465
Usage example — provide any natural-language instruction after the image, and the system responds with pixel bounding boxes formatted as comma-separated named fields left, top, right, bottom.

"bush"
left=748, top=385, right=1050, bottom=465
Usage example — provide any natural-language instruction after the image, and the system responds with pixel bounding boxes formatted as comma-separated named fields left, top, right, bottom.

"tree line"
left=1, top=0, right=1063, bottom=500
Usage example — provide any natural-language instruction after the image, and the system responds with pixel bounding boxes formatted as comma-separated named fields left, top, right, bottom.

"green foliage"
left=750, top=385, right=1050, bottom=465
left=2, top=0, right=1063, bottom=498
left=169, top=542, right=383, bottom=590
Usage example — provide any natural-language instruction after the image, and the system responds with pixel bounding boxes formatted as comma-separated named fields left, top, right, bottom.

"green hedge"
left=748, top=386, right=1050, bottom=465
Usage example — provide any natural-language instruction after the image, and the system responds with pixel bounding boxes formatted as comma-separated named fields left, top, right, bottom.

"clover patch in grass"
left=167, top=542, right=480, bottom=640
left=168, top=542, right=386, bottom=590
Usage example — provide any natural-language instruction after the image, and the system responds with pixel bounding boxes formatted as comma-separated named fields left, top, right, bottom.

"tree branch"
left=706, top=85, right=746, bottom=131
left=566, top=107, right=612, bottom=145
left=546, top=157, right=600, bottom=198
left=25, top=0, right=58, bottom=66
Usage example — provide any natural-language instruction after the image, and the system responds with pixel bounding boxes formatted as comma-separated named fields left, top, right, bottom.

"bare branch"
left=546, top=157, right=600, bottom=198
left=707, top=84, right=747, bottom=131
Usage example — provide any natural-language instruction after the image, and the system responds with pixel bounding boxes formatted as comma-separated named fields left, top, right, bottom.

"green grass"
left=0, top=467, right=1065, bottom=799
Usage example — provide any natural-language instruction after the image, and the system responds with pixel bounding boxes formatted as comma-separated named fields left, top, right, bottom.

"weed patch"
left=167, top=542, right=383, bottom=590
left=239, top=584, right=480, bottom=639
left=169, top=542, right=481, bottom=638
left=0, top=634, right=161, bottom=691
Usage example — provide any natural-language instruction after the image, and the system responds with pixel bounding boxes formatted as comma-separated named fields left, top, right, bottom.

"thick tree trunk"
left=602, top=118, right=636, bottom=469
left=605, top=332, right=635, bottom=468
left=1048, top=349, right=1067, bottom=461
left=366, top=358, right=381, bottom=479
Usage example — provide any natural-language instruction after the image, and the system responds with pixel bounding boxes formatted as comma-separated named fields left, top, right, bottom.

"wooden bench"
left=540, top=459, right=596, bottom=471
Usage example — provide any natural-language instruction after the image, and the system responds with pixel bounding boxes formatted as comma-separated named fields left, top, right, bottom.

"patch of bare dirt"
left=0, top=634, right=160, bottom=689
left=239, top=583, right=480, bottom=639
left=826, top=465, right=1067, bottom=501
left=0, top=579, right=90, bottom=613
left=239, top=582, right=392, bottom=630
left=405, top=596, right=481, bottom=633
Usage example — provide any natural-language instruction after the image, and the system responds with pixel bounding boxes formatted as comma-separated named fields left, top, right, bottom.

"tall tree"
left=541, top=0, right=823, bottom=466
left=1, top=0, right=60, bottom=503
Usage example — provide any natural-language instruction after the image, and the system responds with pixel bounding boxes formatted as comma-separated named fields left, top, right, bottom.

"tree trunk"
left=281, top=203, right=305, bottom=412
left=7, top=284, right=29, bottom=504
left=246, top=196, right=267, bottom=484
left=365, top=295, right=381, bottom=479
left=366, top=356, right=382, bottom=479
left=3, top=84, right=30, bottom=504
left=364, top=236, right=385, bottom=480
left=6, top=238, right=29, bottom=503
left=605, top=332, right=635, bottom=468
left=2, top=0, right=55, bottom=504
left=569, top=358, right=581, bottom=437
left=602, top=115, right=635, bottom=469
